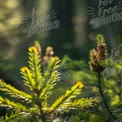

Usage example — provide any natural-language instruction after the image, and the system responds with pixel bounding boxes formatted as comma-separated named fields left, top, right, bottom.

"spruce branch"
left=39, top=57, right=60, bottom=101
left=28, top=47, right=43, bottom=89
left=0, top=79, right=32, bottom=103
left=89, top=34, right=117, bottom=120
left=71, top=98, right=95, bottom=108
left=0, top=96, right=27, bottom=112
left=49, top=82, right=84, bottom=112
left=0, top=42, right=96, bottom=121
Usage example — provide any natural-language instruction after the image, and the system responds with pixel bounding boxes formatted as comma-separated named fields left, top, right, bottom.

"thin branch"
left=118, top=75, right=122, bottom=101
left=97, top=72, right=116, bottom=120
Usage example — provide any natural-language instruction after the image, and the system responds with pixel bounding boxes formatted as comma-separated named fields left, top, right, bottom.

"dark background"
left=0, top=0, right=122, bottom=85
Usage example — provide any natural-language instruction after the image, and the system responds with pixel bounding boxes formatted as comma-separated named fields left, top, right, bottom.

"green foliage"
left=96, top=34, right=105, bottom=43
left=69, top=111, right=90, bottom=122
left=102, top=57, right=122, bottom=120
left=0, top=44, right=95, bottom=121
left=89, top=35, right=122, bottom=121
left=60, top=35, right=122, bottom=121
left=50, top=82, right=84, bottom=112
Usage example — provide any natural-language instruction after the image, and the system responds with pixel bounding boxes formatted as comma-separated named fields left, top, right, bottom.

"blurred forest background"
left=0, top=0, right=122, bottom=89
